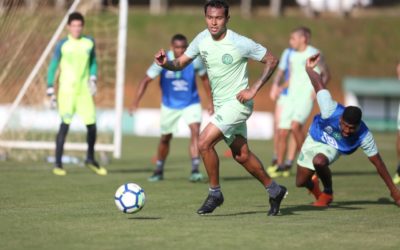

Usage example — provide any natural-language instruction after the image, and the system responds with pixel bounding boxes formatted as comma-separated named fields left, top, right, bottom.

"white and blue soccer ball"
left=114, top=183, right=145, bottom=214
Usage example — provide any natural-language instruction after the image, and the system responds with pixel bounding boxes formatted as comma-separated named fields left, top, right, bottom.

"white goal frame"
left=0, top=0, right=128, bottom=159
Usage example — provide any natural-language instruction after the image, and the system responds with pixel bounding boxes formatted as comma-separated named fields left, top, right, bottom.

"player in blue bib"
left=130, top=34, right=212, bottom=182
left=295, top=53, right=400, bottom=207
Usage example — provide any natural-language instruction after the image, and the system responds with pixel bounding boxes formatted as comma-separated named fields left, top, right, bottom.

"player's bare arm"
left=155, top=48, right=193, bottom=71
left=317, top=54, right=331, bottom=86
left=368, top=153, right=400, bottom=206
left=305, top=53, right=325, bottom=93
left=200, top=74, right=214, bottom=115
left=236, top=51, right=278, bottom=103
left=129, top=75, right=153, bottom=114
left=270, top=69, right=284, bottom=101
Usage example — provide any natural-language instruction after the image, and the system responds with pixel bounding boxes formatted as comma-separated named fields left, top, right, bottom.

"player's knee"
left=278, top=129, right=288, bottom=139
left=291, top=121, right=302, bottom=132
left=296, top=178, right=306, bottom=188
left=189, top=124, right=200, bottom=136
left=233, top=151, right=249, bottom=164
left=160, top=134, right=172, bottom=145
left=198, top=137, right=209, bottom=153
left=313, top=154, right=329, bottom=168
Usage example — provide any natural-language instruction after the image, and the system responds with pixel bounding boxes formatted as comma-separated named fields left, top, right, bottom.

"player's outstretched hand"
left=391, top=190, right=400, bottom=207
left=236, top=88, right=256, bottom=103
left=129, top=101, right=139, bottom=116
left=155, top=49, right=167, bottom=66
left=306, top=53, right=320, bottom=69
left=269, top=84, right=282, bottom=101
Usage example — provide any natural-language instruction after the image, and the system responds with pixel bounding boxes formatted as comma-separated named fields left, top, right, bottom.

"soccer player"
left=154, top=0, right=287, bottom=216
left=296, top=53, right=400, bottom=207
left=270, top=27, right=330, bottom=178
left=268, top=47, right=297, bottom=173
left=47, top=12, right=107, bottom=176
left=130, top=34, right=213, bottom=182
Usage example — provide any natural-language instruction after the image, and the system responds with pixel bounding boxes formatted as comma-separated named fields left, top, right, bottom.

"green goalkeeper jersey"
left=47, top=35, right=97, bottom=94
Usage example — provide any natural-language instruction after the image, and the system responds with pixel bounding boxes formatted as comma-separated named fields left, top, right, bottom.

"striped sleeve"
left=87, top=36, right=97, bottom=77
left=47, top=39, right=66, bottom=87
left=360, top=131, right=378, bottom=157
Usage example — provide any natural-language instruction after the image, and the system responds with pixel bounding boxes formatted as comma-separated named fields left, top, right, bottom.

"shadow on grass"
left=128, top=216, right=162, bottom=220
left=280, top=197, right=393, bottom=215
left=208, top=210, right=266, bottom=217
left=222, top=176, right=254, bottom=181
left=108, top=168, right=152, bottom=174
left=333, top=170, right=378, bottom=176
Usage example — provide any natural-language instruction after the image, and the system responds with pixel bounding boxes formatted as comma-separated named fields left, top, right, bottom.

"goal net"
left=0, top=0, right=127, bottom=161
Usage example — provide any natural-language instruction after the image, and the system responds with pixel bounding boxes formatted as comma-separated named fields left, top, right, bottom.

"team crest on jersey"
left=222, top=54, right=233, bottom=65
left=324, top=126, right=333, bottom=134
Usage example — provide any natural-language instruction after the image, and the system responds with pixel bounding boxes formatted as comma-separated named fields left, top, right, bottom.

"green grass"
left=1, top=134, right=400, bottom=250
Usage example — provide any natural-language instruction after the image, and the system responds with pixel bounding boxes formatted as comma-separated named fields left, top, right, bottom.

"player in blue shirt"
left=130, top=34, right=213, bottom=182
left=296, top=53, right=400, bottom=207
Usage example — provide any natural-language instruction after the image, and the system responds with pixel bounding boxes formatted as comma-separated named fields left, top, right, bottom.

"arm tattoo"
left=253, top=52, right=279, bottom=92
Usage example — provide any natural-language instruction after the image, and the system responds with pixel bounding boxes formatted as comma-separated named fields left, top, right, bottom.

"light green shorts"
left=211, top=99, right=253, bottom=145
left=297, top=134, right=340, bottom=170
left=276, top=93, right=288, bottom=107
left=160, top=103, right=202, bottom=135
left=279, top=95, right=314, bottom=129
left=58, top=92, right=96, bottom=125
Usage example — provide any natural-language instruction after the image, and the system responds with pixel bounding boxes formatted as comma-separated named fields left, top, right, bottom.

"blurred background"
left=0, top=0, right=399, bottom=158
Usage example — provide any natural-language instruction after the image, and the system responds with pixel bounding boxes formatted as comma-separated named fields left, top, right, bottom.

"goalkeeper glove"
left=46, top=86, right=57, bottom=109
left=88, top=76, right=97, bottom=96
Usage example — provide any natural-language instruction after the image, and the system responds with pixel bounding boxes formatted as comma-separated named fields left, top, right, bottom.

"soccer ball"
left=114, top=183, right=145, bottom=214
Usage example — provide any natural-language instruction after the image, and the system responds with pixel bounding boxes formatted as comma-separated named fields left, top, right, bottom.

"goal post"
left=0, top=0, right=128, bottom=160
left=114, top=0, right=128, bottom=159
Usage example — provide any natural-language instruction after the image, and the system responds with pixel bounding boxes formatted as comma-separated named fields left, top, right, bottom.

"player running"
left=154, top=0, right=287, bottom=216
left=269, top=27, right=330, bottom=178
left=47, top=12, right=107, bottom=176
left=268, top=47, right=297, bottom=174
left=296, top=53, right=400, bottom=207
left=130, top=34, right=213, bottom=182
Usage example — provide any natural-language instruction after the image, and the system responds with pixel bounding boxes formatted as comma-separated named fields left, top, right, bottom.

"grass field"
left=1, top=133, right=400, bottom=250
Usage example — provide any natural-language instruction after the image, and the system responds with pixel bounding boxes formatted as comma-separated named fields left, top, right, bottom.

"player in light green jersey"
left=154, top=0, right=287, bottom=216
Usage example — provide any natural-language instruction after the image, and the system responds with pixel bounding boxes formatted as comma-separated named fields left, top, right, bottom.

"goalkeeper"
left=47, top=12, right=107, bottom=176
